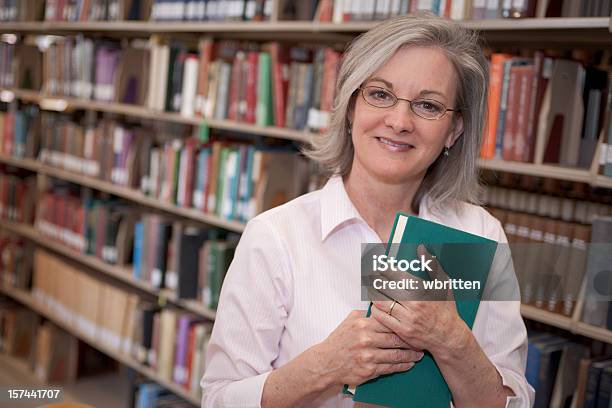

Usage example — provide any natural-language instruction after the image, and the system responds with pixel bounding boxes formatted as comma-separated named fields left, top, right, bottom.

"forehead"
left=367, top=46, right=457, bottom=99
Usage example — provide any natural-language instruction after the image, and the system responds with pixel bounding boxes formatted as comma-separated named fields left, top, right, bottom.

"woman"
left=202, top=15, right=533, bottom=408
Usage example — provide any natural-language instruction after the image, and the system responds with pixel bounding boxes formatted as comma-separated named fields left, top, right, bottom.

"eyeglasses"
left=359, top=85, right=459, bottom=121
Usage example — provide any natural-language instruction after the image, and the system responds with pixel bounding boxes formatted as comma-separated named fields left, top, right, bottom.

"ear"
left=445, top=114, right=464, bottom=149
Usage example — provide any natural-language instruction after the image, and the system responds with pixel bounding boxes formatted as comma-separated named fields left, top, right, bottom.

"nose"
left=383, top=99, right=415, bottom=134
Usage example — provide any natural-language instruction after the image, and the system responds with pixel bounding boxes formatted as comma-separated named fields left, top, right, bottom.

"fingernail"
left=417, top=244, right=426, bottom=256
left=407, top=362, right=415, bottom=369
left=416, top=351, right=424, bottom=360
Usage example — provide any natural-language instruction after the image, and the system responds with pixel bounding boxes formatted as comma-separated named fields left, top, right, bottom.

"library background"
left=0, top=0, right=611, bottom=407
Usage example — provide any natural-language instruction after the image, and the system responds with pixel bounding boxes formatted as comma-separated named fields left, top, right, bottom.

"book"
left=346, top=213, right=498, bottom=408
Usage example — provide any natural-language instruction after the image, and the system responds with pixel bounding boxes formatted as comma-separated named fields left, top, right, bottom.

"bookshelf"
left=0, top=285, right=201, bottom=406
left=0, top=16, right=609, bottom=34
left=1, top=3, right=611, bottom=406
left=0, top=219, right=217, bottom=320
left=0, top=91, right=611, bottom=188
left=0, top=88, right=313, bottom=143
left=0, top=154, right=246, bottom=232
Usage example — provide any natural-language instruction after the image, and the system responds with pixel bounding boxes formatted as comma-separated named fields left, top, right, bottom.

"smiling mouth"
left=375, top=137, right=415, bottom=149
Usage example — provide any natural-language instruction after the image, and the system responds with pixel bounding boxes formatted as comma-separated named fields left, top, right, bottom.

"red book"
left=320, top=48, right=341, bottom=133
left=184, top=324, right=197, bottom=389
left=315, top=0, right=333, bottom=21
left=227, top=52, right=244, bottom=121
left=481, top=53, right=512, bottom=160
left=245, top=51, right=259, bottom=124
left=182, top=139, right=197, bottom=208
left=195, top=38, right=215, bottom=117
left=267, top=43, right=289, bottom=128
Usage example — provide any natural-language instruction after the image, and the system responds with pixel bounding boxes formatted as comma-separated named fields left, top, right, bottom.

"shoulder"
left=244, top=189, right=323, bottom=240
left=427, top=199, right=505, bottom=242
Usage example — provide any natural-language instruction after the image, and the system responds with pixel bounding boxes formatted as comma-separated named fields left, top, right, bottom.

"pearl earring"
left=444, top=146, right=450, bottom=157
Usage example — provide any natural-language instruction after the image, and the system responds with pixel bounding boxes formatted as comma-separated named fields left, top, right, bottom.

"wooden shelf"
left=478, top=159, right=612, bottom=188
left=0, top=17, right=608, bottom=33
left=0, top=286, right=200, bottom=406
left=521, top=304, right=612, bottom=343
left=478, top=159, right=592, bottom=183
left=0, top=220, right=217, bottom=320
left=1, top=88, right=312, bottom=144
left=520, top=304, right=573, bottom=330
left=0, top=154, right=246, bottom=233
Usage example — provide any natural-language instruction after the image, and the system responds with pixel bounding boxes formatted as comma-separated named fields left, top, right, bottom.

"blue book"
left=132, top=221, right=144, bottom=280
left=242, top=146, right=255, bottom=222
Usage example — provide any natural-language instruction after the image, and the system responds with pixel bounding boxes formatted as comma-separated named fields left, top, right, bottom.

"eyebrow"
left=366, top=77, right=448, bottom=101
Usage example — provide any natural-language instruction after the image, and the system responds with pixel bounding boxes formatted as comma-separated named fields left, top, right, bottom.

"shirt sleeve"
left=473, top=219, right=535, bottom=408
left=201, top=217, right=293, bottom=408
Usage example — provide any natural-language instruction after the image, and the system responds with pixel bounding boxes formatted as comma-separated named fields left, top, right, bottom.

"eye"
left=413, top=100, right=444, bottom=113
left=366, top=88, right=393, bottom=102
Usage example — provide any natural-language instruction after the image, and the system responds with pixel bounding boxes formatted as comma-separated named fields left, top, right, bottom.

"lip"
left=375, top=137, right=415, bottom=152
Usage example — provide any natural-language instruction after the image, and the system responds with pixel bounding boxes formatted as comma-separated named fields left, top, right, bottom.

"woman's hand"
left=312, top=309, right=424, bottom=388
left=370, top=245, right=469, bottom=359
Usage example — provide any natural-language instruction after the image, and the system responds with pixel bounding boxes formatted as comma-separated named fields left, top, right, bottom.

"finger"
left=370, top=300, right=405, bottom=334
left=374, top=348, right=424, bottom=364
left=366, top=285, right=394, bottom=303
left=370, top=332, right=411, bottom=349
left=417, top=244, right=450, bottom=282
left=348, top=310, right=368, bottom=320
left=371, top=300, right=401, bottom=316
left=375, top=362, right=416, bottom=377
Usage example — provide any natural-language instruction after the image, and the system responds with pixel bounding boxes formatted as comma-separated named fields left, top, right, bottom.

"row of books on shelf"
left=30, top=248, right=212, bottom=398
left=0, top=231, right=32, bottom=290
left=526, top=331, right=612, bottom=408
left=492, top=205, right=612, bottom=331
left=480, top=51, right=611, bottom=171
left=2, top=0, right=609, bottom=22
left=483, top=185, right=612, bottom=225
left=0, top=171, right=35, bottom=224
left=491, top=206, right=591, bottom=316
left=2, top=36, right=342, bottom=131
left=0, top=301, right=80, bottom=383
left=315, top=0, right=611, bottom=22
left=4, top=36, right=612, bottom=176
left=0, top=105, right=312, bottom=222
left=43, top=0, right=273, bottom=22
left=0, top=36, right=340, bottom=130
left=34, top=186, right=240, bottom=311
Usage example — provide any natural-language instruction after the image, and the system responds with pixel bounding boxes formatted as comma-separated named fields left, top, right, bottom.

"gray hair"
left=305, top=14, right=489, bottom=214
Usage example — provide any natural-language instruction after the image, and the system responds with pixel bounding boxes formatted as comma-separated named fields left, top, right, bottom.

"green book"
left=346, top=213, right=498, bottom=408
left=256, top=52, right=274, bottom=126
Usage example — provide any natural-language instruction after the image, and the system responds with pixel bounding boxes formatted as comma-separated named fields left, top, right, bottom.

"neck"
left=344, top=166, right=424, bottom=242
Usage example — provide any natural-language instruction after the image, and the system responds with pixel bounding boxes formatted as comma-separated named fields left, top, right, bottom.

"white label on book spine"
left=95, top=84, right=114, bottom=102
left=166, top=271, right=178, bottom=290
left=600, top=144, right=608, bottom=165
left=151, top=269, right=162, bottom=288
left=113, top=127, right=124, bottom=153
left=193, top=190, right=203, bottom=210
left=174, top=366, right=187, bottom=384
left=245, top=0, right=256, bottom=18
left=605, top=144, right=612, bottom=164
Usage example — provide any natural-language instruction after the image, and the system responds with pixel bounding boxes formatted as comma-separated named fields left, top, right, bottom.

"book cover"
left=347, top=213, right=498, bottom=408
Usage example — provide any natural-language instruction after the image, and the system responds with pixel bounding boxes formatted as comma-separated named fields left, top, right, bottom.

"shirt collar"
left=319, top=176, right=449, bottom=242
left=319, top=176, right=364, bottom=241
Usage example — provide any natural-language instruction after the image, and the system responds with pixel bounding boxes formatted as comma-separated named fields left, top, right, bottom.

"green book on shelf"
left=346, top=213, right=498, bottom=408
